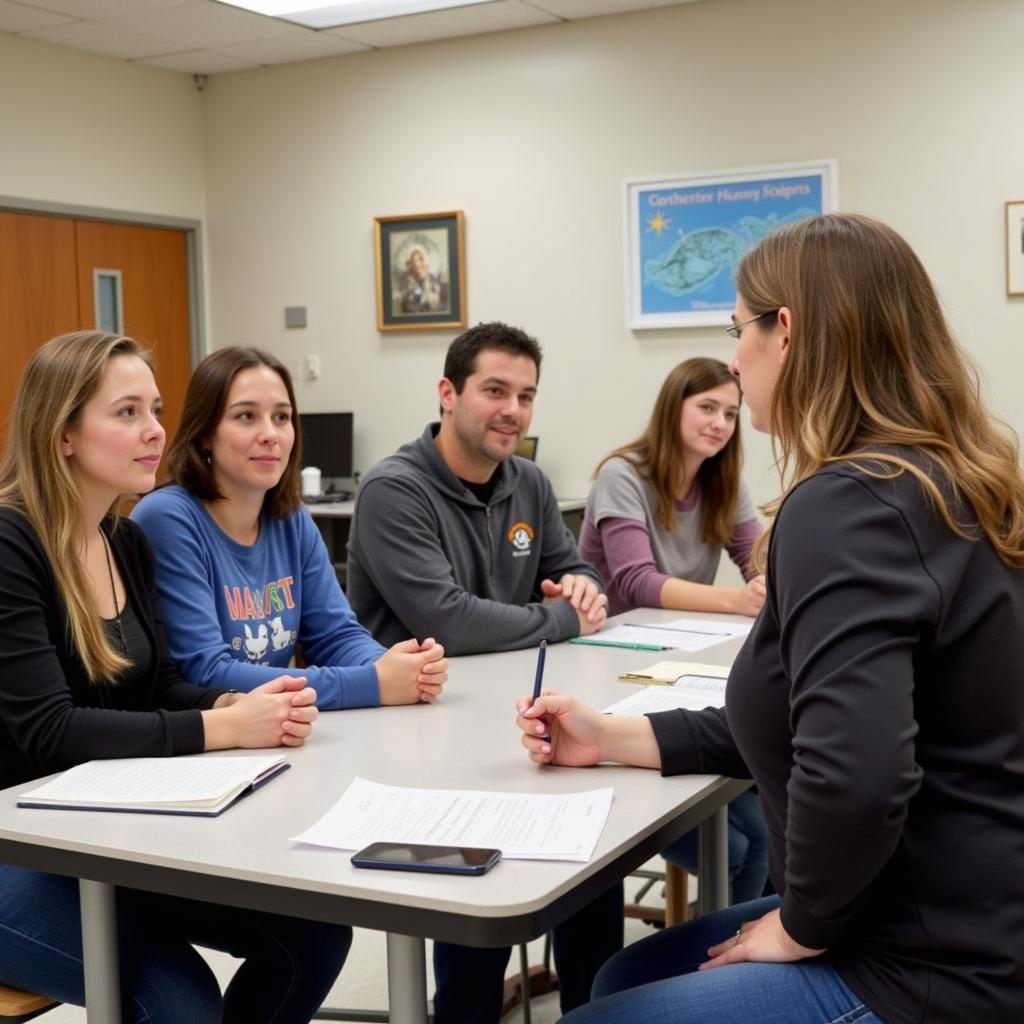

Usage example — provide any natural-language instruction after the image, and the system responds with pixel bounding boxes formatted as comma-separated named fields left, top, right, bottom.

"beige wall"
left=3, top=0, right=1023, bottom=544
left=0, top=33, right=206, bottom=220
left=201, top=0, right=1024, bottom=521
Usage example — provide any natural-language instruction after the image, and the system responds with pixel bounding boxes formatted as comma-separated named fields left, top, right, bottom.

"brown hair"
left=165, top=347, right=302, bottom=519
left=0, top=331, right=155, bottom=682
left=595, top=357, right=742, bottom=546
left=735, top=212, right=1024, bottom=568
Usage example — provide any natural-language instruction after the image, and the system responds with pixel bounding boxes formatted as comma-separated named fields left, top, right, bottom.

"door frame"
left=0, top=194, right=205, bottom=367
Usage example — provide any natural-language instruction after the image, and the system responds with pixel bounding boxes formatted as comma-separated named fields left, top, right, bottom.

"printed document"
left=618, top=660, right=730, bottom=685
left=582, top=617, right=751, bottom=652
left=292, top=777, right=613, bottom=862
left=604, top=672, right=728, bottom=716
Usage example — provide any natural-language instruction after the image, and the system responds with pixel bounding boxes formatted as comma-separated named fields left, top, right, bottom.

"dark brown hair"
left=595, top=357, right=742, bottom=546
left=166, top=347, right=302, bottom=519
left=736, top=212, right=1024, bottom=568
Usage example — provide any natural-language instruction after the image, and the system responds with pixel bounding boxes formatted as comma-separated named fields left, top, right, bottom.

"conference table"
left=0, top=607, right=750, bottom=1024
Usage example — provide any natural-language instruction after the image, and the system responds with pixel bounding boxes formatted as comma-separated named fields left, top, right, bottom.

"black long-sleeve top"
left=648, top=459, right=1024, bottom=1024
left=0, top=509, right=225, bottom=790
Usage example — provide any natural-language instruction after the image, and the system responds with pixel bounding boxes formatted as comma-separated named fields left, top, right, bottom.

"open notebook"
left=18, top=755, right=289, bottom=818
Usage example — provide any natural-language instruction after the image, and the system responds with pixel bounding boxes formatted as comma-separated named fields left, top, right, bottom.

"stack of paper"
left=572, top=617, right=751, bottom=653
left=292, top=777, right=613, bottom=862
left=603, top=666, right=728, bottom=716
left=618, top=660, right=729, bottom=685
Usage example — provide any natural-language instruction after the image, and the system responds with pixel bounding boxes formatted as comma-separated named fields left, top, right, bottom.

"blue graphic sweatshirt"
left=132, top=486, right=383, bottom=710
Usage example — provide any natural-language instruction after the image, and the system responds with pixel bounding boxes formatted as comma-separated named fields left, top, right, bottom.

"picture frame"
left=374, top=210, right=466, bottom=331
left=623, top=159, right=839, bottom=329
left=1006, top=200, right=1024, bottom=297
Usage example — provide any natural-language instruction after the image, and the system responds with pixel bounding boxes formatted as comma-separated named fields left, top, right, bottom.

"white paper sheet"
left=291, top=777, right=613, bottom=862
left=603, top=675, right=727, bottom=716
left=657, top=617, right=753, bottom=639
left=585, top=623, right=722, bottom=652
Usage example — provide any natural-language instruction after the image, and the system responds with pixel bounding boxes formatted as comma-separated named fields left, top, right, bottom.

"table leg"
left=79, top=879, right=122, bottom=1024
left=697, top=805, right=730, bottom=915
left=386, top=933, right=428, bottom=1024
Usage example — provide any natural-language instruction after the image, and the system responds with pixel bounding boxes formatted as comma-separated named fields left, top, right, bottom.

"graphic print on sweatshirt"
left=223, top=575, right=298, bottom=665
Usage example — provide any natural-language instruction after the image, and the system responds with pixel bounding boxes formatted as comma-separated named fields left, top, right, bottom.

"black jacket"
left=0, top=509, right=224, bottom=790
left=649, top=459, right=1024, bottom=1024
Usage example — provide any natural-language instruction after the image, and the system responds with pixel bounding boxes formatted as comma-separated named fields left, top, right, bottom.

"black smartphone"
left=351, top=842, right=502, bottom=876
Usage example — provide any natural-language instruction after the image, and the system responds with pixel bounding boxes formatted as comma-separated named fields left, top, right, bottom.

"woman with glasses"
left=578, top=356, right=765, bottom=619
left=518, top=214, right=1024, bottom=1023
left=0, top=332, right=349, bottom=1023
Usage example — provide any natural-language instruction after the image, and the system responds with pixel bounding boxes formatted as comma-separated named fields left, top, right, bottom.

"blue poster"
left=626, top=162, right=837, bottom=328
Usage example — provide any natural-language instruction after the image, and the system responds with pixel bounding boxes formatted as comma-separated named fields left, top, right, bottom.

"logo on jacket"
left=508, top=521, right=535, bottom=556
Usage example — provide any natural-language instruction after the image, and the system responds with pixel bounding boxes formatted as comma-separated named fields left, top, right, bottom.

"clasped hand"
left=376, top=637, right=449, bottom=705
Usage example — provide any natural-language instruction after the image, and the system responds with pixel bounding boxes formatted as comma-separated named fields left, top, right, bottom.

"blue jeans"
left=560, top=896, right=886, bottom=1024
left=0, top=866, right=351, bottom=1024
left=662, top=789, right=769, bottom=904
left=432, top=881, right=624, bottom=1024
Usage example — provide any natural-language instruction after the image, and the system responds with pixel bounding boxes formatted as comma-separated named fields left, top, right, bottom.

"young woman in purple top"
left=578, top=357, right=765, bottom=619
left=580, top=357, right=770, bottom=903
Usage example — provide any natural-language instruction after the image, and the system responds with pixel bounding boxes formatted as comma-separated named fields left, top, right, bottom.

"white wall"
left=0, top=33, right=206, bottom=221
left=202, top=0, right=1024, bottom=515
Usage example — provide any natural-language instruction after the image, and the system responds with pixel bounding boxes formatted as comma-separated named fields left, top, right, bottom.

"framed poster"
left=624, top=159, right=839, bottom=329
left=1006, top=200, right=1024, bottom=297
left=374, top=210, right=466, bottom=332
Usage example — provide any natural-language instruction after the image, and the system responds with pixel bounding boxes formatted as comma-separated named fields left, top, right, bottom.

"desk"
left=0, top=607, right=748, bottom=1024
left=307, top=498, right=588, bottom=584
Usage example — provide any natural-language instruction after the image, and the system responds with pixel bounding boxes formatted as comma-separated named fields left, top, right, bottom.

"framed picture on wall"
left=374, top=210, right=466, bottom=331
left=623, top=159, right=839, bottom=329
left=1006, top=200, right=1024, bottom=297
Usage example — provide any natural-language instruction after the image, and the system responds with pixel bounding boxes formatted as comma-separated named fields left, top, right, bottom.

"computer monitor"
left=299, top=412, right=354, bottom=480
left=515, top=436, right=538, bottom=461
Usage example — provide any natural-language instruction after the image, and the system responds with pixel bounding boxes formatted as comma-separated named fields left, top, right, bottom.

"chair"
left=0, top=984, right=58, bottom=1022
left=624, top=862, right=690, bottom=928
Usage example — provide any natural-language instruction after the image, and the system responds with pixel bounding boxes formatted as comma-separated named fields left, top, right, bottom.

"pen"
left=568, top=638, right=670, bottom=651
left=531, top=639, right=551, bottom=742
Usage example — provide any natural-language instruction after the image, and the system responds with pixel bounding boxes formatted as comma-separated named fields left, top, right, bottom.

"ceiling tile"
left=219, top=31, right=369, bottom=63
left=11, top=0, right=194, bottom=17
left=0, top=0, right=75, bottom=31
left=137, top=46, right=260, bottom=71
left=527, top=0, right=701, bottom=15
left=105, top=0, right=307, bottom=49
left=22, top=18, right=185, bottom=58
left=326, top=0, right=558, bottom=48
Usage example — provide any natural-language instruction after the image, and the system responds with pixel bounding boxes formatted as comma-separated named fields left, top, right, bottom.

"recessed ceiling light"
left=218, top=0, right=501, bottom=30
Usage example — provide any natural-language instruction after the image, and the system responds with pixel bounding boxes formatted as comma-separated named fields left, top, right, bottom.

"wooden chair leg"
left=664, top=864, right=690, bottom=927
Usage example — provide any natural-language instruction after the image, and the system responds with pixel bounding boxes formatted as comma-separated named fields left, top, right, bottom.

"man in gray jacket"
left=348, top=322, right=619, bottom=1024
left=348, top=321, right=607, bottom=655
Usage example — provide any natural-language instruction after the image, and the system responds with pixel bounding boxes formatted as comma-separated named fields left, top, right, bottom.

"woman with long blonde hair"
left=0, top=332, right=350, bottom=1023
left=518, top=214, right=1024, bottom=1024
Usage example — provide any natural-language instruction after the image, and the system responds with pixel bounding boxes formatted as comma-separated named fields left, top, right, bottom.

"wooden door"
left=0, top=210, right=81, bottom=437
left=75, top=220, right=192, bottom=445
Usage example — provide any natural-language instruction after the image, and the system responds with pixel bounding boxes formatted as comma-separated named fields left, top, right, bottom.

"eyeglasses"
left=725, top=309, right=779, bottom=339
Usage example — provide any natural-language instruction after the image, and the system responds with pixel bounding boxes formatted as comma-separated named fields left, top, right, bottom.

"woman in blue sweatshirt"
left=132, top=347, right=448, bottom=710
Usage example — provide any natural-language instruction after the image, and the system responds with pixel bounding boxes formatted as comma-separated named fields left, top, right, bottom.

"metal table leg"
left=386, top=933, right=428, bottom=1024
left=696, top=805, right=730, bottom=915
left=79, top=879, right=121, bottom=1024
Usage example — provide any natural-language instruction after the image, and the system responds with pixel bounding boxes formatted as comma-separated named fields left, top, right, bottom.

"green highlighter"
left=569, top=637, right=668, bottom=652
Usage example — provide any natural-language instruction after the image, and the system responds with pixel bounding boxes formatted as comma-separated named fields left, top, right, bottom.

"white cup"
left=301, top=466, right=322, bottom=498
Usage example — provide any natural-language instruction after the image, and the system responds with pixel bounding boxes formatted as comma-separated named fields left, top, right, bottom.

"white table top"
left=0, top=608, right=747, bottom=945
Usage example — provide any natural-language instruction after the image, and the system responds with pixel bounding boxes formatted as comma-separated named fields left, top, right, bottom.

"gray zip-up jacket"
left=347, top=424, right=603, bottom=654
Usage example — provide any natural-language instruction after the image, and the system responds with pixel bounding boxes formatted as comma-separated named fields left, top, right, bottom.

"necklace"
left=100, top=528, right=128, bottom=656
